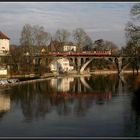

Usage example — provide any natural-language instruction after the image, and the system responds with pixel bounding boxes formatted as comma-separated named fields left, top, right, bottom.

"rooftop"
left=0, top=31, right=10, bottom=40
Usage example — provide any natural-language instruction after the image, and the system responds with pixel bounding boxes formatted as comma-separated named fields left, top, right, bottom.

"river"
left=0, top=73, right=140, bottom=137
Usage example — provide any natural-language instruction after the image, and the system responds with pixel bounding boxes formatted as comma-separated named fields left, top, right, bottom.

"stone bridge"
left=0, top=51, right=139, bottom=77
left=31, top=52, right=139, bottom=75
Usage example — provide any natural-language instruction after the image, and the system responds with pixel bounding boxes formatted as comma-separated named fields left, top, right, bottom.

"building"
left=63, top=44, right=77, bottom=52
left=50, top=58, right=74, bottom=73
left=48, top=40, right=77, bottom=52
left=0, top=31, right=10, bottom=55
left=0, top=31, right=10, bottom=77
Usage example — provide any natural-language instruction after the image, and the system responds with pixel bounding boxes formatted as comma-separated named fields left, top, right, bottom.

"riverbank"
left=90, top=70, right=140, bottom=75
left=0, top=73, right=54, bottom=89
left=0, top=70, right=139, bottom=89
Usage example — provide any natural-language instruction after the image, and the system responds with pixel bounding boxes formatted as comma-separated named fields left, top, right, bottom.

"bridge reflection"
left=6, top=74, right=131, bottom=121
left=50, top=92, right=112, bottom=99
left=49, top=75, right=126, bottom=95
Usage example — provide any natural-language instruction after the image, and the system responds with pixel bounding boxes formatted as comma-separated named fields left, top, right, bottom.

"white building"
left=63, top=45, right=77, bottom=52
left=0, top=31, right=10, bottom=76
left=50, top=58, right=74, bottom=73
left=0, top=31, right=10, bottom=55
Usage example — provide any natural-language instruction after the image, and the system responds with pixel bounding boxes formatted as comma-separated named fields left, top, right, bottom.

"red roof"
left=0, top=31, right=10, bottom=40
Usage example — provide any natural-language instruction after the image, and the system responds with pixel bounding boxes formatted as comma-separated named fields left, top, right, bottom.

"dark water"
left=0, top=74, right=140, bottom=137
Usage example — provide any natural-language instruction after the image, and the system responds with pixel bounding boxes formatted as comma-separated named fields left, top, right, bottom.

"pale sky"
left=0, top=2, right=137, bottom=47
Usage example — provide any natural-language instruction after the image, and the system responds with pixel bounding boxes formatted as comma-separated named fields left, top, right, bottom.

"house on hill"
left=49, top=58, right=74, bottom=73
left=0, top=31, right=10, bottom=54
left=63, top=42, right=77, bottom=52
left=48, top=39, right=77, bottom=52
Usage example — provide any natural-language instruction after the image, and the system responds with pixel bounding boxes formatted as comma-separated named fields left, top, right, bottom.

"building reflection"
left=0, top=93, right=11, bottom=120
left=49, top=76, right=115, bottom=94
left=50, top=77, right=74, bottom=92
left=0, top=94, right=10, bottom=112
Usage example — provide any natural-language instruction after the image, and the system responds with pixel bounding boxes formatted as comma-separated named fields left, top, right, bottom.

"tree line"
left=11, top=25, right=119, bottom=54
left=124, top=3, right=140, bottom=56
left=9, top=3, right=140, bottom=74
left=10, top=3, right=140, bottom=57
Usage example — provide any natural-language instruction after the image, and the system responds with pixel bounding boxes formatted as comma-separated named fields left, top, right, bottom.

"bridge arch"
left=79, top=57, right=131, bottom=74
left=80, top=58, right=93, bottom=73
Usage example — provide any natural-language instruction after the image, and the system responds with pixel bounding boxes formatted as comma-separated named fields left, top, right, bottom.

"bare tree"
left=123, top=4, right=140, bottom=73
left=33, top=25, right=51, bottom=47
left=130, top=3, right=140, bottom=20
left=93, top=39, right=119, bottom=54
left=125, top=3, right=140, bottom=56
left=82, top=35, right=93, bottom=51
left=104, top=40, right=119, bottom=54
left=20, top=24, right=34, bottom=54
left=20, top=24, right=51, bottom=54
left=73, top=28, right=88, bottom=52
left=55, top=29, right=70, bottom=47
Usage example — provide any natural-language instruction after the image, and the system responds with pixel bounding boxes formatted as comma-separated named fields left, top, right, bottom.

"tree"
left=130, top=3, right=140, bottom=20
left=104, top=40, right=119, bottom=54
left=125, top=3, right=140, bottom=56
left=73, top=28, right=88, bottom=52
left=55, top=29, right=70, bottom=47
left=20, top=24, right=51, bottom=54
left=20, top=24, right=34, bottom=54
left=93, top=39, right=119, bottom=54
left=33, top=25, right=51, bottom=47
left=93, top=39, right=105, bottom=50
left=82, top=35, right=93, bottom=51
left=123, top=3, right=140, bottom=73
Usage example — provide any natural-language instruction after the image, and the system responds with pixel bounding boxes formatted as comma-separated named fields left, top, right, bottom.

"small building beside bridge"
left=50, top=58, right=74, bottom=73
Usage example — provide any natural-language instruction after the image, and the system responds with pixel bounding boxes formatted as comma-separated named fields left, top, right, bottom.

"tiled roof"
left=0, top=31, right=10, bottom=40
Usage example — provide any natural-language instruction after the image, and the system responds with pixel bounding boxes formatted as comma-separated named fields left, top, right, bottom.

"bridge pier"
left=77, top=57, right=82, bottom=74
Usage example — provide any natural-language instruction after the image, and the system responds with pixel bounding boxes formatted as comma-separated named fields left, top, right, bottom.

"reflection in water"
left=0, top=74, right=140, bottom=136
left=80, top=77, right=93, bottom=91
left=0, top=92, right=10, bottom=121
left=9, top=75, right=124, bottom=121
left=50, top=77, right=74, bottom=92
left=8, top=75, right=117, bottom=121
left=129, top=86, right=140, bottom=136
left=0, top=93, right=10, bottom=112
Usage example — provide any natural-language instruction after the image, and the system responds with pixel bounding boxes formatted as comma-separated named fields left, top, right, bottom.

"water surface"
left=0, top=74, right=140, bottom=137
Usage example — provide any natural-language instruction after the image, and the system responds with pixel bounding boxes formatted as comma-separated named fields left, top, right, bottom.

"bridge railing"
left=47, top=50, right=112, bottom=56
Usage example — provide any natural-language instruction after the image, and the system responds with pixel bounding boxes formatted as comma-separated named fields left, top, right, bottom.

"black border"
left=0, top=0, right=140, bottom=2
left=0, top=1, right=139, bottom=140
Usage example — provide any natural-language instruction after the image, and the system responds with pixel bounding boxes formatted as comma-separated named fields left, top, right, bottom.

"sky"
left=0, top=2, right=137, bottom=47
